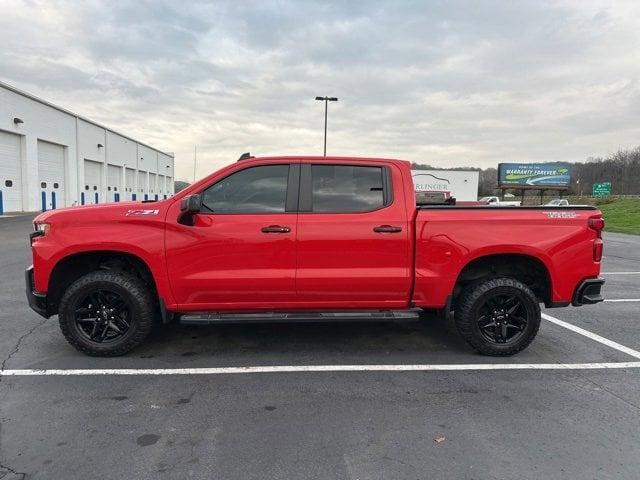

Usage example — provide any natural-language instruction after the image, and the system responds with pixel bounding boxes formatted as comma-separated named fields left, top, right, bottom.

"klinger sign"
left=498, top=163, right=571, bottom=187
left=411, top=169, right=479, bottom=201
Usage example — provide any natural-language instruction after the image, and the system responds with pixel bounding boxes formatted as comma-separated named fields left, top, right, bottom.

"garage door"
left=137, top=170, right=147, bottom=199
left=158, top=175, right=165, bottom=199
left=166, top=176, right=173, bottom=196
left=107, top=164, right=121, bottom=202
left=38, top=140, right=65, bottom=210
left=125, top=168, right=136, bottom=200
left=149, top=173, right=157, bottom=199
left=84, top=159, right=102, bottom=204
left=0, top=130, right=22, bottom=214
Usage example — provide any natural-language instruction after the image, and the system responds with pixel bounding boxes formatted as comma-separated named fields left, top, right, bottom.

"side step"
left=180, top=310, right=421, bottom=325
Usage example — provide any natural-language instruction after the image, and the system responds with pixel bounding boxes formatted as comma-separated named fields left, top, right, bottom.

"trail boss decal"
left=543, top=211, right=577, bottom=219
left=126, top=209, right=159, bottom=216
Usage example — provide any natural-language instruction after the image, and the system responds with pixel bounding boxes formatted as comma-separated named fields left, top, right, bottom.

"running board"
left=179, top=310, right=421, bottom=325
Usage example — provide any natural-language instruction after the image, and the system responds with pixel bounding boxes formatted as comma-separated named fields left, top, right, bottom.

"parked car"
left=27, top=156, right=605, bottom=357
left=478, top=196, right=522, bottom=206
left=546, top=199, right=569, bottom=206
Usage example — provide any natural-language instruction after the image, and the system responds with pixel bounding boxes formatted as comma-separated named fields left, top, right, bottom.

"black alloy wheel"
left=58, top=270, right=154, bottom=356
left=454, top=277, right=541, bottom=356
left=476, top=293, right=529, bottom=344
left=74, top=289, right=132, bottom=343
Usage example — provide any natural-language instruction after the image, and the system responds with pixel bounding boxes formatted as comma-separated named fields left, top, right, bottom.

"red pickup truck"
left=26, top=156, right=605, bottom=357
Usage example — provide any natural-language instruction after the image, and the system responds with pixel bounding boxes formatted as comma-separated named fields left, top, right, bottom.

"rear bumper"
left=25, top=266, right=49, bottom=318
left=572, top=278, right=605, bottom=306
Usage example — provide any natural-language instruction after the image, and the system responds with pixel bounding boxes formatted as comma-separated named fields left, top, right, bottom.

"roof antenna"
left=238, top=152, right=253, bottom=161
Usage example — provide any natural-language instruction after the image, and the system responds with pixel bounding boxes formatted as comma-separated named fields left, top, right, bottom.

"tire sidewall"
left=469, top=284, right=539, bottom=353
left=59, top=271, right=153, bottom=356
left=455, top=277, right=541, bottom=356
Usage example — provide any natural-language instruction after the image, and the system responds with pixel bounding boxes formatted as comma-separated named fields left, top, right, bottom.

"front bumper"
left=572, top=278, right=605, bottom=306
left=25, top=266, right=49, bottom=318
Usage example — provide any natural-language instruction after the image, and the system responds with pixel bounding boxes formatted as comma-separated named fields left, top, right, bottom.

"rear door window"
left=311, top=165, right=386, bottom=213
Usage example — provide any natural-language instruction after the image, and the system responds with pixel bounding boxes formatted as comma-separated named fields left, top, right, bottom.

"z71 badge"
left=544, top=211, right=577, bottom=219
left=126, top=209, right=159, bottom=216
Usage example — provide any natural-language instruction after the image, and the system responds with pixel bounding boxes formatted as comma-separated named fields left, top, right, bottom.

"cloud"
left=1, top=0, right=639, bottom=180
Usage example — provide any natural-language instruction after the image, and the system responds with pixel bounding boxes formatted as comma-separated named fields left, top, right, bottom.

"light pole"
left=193, top=145, right=197, bottom=183
left=315, top=96, right=338, bottom=156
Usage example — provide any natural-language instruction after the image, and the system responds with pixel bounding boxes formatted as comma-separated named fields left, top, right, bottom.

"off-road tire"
left=454, top=277, right=541, bottom=356
left=58, top=270, right=155, bottom=356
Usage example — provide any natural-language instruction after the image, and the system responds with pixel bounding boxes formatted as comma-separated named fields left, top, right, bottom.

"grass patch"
left=593, top=199, right=640, bottom=235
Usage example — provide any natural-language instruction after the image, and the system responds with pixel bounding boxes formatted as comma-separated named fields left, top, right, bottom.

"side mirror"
left=180, top=194, right=202, bottom=214
left=178, top=194, right=202, bottom=226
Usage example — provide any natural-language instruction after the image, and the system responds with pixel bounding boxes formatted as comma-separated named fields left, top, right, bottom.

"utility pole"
left=315, top=96, right=338, bottom=156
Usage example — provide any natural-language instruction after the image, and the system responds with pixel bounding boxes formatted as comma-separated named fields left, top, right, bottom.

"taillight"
left=588, top=217, right=605, bottom=237
left=593, top=239, right=603, bottom=262
left=589, top=216, right=604, bottom=262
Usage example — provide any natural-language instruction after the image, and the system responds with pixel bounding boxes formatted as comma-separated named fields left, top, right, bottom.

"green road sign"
left=592, top=182, right=611, bottom=196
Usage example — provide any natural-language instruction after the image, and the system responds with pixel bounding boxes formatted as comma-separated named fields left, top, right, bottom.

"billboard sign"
left=592, top=182, right=611, bottom=196
left=498, top=163, right=571, bottom=187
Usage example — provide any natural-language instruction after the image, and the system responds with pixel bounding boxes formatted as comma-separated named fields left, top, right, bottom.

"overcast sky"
left=1, top=0, right=639, bottom=180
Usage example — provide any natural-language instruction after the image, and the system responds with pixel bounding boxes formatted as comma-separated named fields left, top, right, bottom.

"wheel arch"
left=453, top=253, right=553, bottom=307
left=46, top=251, right=159, bottom=316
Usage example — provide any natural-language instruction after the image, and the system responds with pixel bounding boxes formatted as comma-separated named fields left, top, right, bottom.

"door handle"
left=261, top=225, right=291, bottom=233
left=373, top=225, right=402, bottom=233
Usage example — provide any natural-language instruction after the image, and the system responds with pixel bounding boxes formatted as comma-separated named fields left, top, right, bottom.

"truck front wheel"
left=454, top=277, right=541, bottom=356
left=58, top=270, right=155, bottom=356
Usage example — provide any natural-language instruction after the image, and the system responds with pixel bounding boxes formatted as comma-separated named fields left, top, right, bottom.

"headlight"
left=34, top=223, right=50, bottom=235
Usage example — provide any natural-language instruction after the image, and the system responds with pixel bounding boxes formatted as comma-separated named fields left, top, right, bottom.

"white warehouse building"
left=0, top=81, right=174, bottom=214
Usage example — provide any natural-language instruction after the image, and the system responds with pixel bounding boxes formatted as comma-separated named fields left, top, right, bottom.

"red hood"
left=33, top=199, right=172, bottom=224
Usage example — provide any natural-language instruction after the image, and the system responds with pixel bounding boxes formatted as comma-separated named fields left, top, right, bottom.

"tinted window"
left=202, top=165, right=289, bottom=214
left=5, top=180, right=12, bottom=187
left=53, top=183, right=59, bottom=189
left=311, top=165, right=385, bottom=213
left=41, top=182, right=46, bottom=188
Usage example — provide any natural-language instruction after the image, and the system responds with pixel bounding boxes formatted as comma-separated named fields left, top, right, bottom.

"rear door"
left=296, top=161, right=412, bottom=308
left=165, top=161, right=300, bottom=309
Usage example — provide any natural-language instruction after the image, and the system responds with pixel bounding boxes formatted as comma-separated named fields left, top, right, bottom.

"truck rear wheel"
left=454, top=277, right=541, bottom=356
left=58, top=270, right=155, bottom=356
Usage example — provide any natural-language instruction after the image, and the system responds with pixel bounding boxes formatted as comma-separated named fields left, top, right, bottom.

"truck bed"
left=412, top=205, right=601, bottom=308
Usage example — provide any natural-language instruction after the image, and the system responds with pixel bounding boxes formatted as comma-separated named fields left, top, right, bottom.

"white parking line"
left=542, top=313, right=640, bottom=360
left=601, top=272, right=640, bottom=275
left=2, top=362, right=640, bottom=376
left=604, top=299, right=640, bottom=303
left=1, top=313, right=638, bottom=377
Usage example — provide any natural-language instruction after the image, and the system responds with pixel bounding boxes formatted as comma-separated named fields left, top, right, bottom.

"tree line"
left=412, top=146, right=640, bottom=196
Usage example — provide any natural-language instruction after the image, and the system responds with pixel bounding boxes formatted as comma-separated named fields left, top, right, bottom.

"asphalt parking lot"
left=1, top=214, right=639, bottom=479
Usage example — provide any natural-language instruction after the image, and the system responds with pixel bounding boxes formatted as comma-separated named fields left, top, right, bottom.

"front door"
left=295, top=162, right=412, bottom=309
left=166, top=162, right=299, bottom=310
